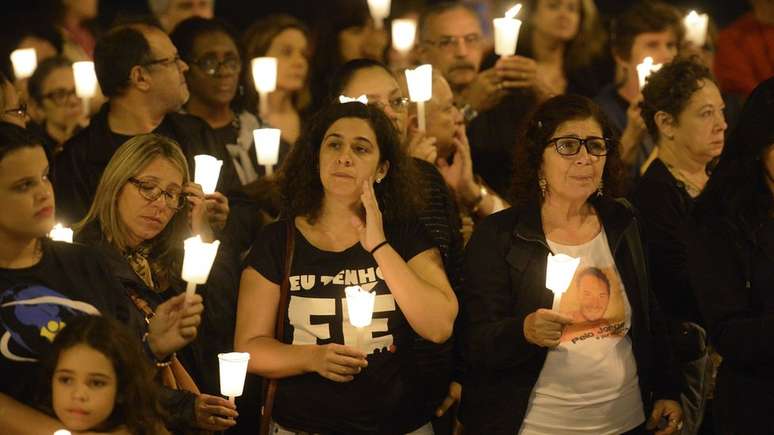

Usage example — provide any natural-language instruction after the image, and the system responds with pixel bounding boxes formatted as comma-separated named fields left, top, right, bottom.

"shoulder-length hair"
left=74, top=134, right=190, bottom=276
left=279, top=101, right=421, bottom=223
left=510, top=94, right=626, bottom=209
left=694, top=77, right=774, bottom=228
left=36, top=315, right=165, bottom=435
left=242, top=14, right=311, bottom=115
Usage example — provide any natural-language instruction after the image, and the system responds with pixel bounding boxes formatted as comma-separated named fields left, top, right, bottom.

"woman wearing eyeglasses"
left=27, top=57, right=84, bottom=156
left=73, top=133, right=241, bottom=433
left=459, top=94, right=682, bottom=435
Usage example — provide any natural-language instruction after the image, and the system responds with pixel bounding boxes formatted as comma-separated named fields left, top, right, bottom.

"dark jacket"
left=458, top=196, right=680, bottom=434
left=688, top=216, right=774, bottom=435
left=52, top=104, right=242, bottom=224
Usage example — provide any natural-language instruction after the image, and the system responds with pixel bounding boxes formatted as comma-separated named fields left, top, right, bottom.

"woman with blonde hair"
left=74, top=133, right=240, bottom=433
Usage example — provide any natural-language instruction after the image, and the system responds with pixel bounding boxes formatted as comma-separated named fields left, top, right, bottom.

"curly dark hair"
left=510, top=94, right=626, bottom=209
left=36, top=315, right=165, bottom=435
left=278, top=102, right=422, bottom=223
left=640, top=57, right=716, bottom=143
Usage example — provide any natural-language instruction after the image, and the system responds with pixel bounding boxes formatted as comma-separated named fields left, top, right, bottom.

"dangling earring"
left=538, top=177, right=548, bottom=198
left=597, top=180, right=604, bottom=197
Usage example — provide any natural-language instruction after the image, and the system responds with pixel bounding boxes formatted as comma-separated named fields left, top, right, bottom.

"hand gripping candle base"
left=405, top=64, right=433, bottom=132
left=253, top=128, right=281, bottom=176
left=218, top=352, right=250, bottom=403
left=49, top=223, right=74, bottom=243
left=10, top=48, right=37, bottom=80
left=251, top=57, right=277, bottom=118
left=636, top=56, right=663, bottom=90
left=392, top=19, right=417, bottom=54
left=194, top=155, right=223, bottom=195
left=493, top=4, right=523, bottom=57
left=345, top=285, right=376, bottom=354
left=73, top=61, right=98, bottom=116
left=367, top=0, right=391, bottom=29
left=182, top=235, right=221, bottom=298
left=684, top=11, right=709, bottom=48
left=546, top=253, right=580, bottom=309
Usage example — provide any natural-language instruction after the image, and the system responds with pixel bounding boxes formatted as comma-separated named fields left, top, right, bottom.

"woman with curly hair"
left=459, top=94, right=682, bottom=434
left=235, top=102, right=457, bottom=435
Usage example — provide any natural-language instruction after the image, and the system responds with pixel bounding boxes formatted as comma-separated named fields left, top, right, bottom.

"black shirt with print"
left=245, top=219, right=433, bottom=434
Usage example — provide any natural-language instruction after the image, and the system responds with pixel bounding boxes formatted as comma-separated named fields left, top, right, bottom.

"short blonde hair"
left=75, top=134, right=190, bottom=273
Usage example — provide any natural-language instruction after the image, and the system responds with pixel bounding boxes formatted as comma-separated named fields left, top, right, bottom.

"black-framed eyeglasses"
left=3, top=103, right=27, bottom=119
left=142, top=54, right=183, bottom=69
left=42, top=88, right=79, bottom=106
left=548, top=136, right=612, bottom=157
left=190, top=56, right=241, bottom=76
left=423, top=33, right=482, bottom=51
left=128, top=177, right=186, bottom=210
left=370, top=96, right=410, bottom=113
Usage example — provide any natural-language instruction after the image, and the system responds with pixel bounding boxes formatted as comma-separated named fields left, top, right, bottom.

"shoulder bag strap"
left=260, top=220, right=296, bottom=435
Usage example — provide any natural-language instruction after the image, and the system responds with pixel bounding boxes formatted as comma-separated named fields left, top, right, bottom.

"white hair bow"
left=338, top=94, right=369, bottom=105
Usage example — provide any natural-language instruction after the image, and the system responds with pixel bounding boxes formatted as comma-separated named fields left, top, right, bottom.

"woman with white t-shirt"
left=459, top=94, right=682, bottom=435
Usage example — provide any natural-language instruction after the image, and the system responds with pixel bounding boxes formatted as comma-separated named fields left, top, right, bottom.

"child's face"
left=52, top=344, right=117, bottom=432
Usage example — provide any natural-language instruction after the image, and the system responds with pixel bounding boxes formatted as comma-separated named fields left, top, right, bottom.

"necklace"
left=661, top=159, right=704, bottom=198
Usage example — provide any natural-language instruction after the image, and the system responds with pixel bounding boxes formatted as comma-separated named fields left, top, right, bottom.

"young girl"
left=37, top=315, right=168, bottom=435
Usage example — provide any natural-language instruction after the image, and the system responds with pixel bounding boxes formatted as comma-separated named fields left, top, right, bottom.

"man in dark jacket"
left=53, top=23, right=240, bottom=224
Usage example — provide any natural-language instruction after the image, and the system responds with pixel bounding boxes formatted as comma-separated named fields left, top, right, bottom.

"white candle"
left=367, top=0, right=391, bottom=29
left=345, top=285, right=375, bottom=353
left=218, top=352, right=250, bottom=403
left=252, top=128, right=281, bottom=176
left=193, top=154, right=223, bottom=195
left=10, top=48, right=37, bottom=79
left=546, top=253, right=580, bottom=308
left=54, top=430, right=72, bottom=435
left=392, top=18, right=417, bottom=53
left=73, top=61, right=99, bottom=115
left=493, top=4, right=523, bottom=56
left=636, top=56, right=663, bottom=90
left=182, top=235, right=221, bottom=297
left=251, top=57, right=277, bottom=117
left=48, top=223, right=73, bottom=243
left=405, top=64, right=432, bottom=132
left=684, top=11, right=709, bottom=48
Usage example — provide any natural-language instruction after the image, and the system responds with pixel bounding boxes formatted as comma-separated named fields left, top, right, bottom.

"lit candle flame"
left=505, top=3, right=522, bottom=19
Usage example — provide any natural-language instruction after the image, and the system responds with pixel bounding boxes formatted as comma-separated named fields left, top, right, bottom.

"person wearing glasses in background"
left=27, top=57, right=84, bottom=156
left=73, top=133, right=240, bottom=433
left=0, top=72, right=27, bottom=129
left=53, top=22, right=236, bottom=227
left=459, top=94, right=683, bottom=435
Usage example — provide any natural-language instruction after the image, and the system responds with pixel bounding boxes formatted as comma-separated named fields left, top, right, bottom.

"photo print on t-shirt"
left=556, top=265, right=628, bottom=344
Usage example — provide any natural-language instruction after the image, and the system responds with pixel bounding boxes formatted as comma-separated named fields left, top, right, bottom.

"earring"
left=375, top=177, right=382, bottom=184
left=538, top=177, right=548, bottom=198
left=597, top=180, right=604, bottom=197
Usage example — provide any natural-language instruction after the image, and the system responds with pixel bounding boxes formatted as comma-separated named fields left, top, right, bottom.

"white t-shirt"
left=519, top=229, right=645, bottom=435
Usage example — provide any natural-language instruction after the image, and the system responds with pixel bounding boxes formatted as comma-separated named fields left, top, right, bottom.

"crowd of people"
left=0, top=0, right=773, bottom=434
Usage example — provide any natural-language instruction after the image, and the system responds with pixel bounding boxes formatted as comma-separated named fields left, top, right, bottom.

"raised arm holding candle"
left=10, top=48, right=37, bottom=80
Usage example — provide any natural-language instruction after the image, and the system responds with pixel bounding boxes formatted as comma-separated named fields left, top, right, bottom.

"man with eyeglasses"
left=52, top=22, right=240, bottom=228
left=418, top=2, right=542, bottom=197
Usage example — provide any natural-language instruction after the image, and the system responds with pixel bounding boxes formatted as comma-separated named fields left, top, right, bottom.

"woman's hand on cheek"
left=184, top=183, right=214, bottom=242
left=351, top=178, right=386, bottom=252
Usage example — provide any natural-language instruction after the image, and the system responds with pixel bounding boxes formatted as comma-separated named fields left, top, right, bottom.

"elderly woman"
left=632, top=57, right=728, bottom=434
left=235, top=102, right=457, bottom=435
left=688, top=77, right=774, bottom=434
left=73, top=133, right=239, bottom=433
left=460, top=94, right=682, bottom=435
left=0, top=123, right=202, bottom=435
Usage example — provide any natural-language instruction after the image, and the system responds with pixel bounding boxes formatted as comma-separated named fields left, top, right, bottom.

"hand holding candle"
left=684, top=11, right=709, bottom=48
left=194, top=155, right=223, bottom=195
left=493, top=4, right=523, bottom=57
left=49, top=223, right=74, bottom=243
left=252, top=128, right=281, bottom=176
left=546, top=252, right=580, bottom=309
left=636, top=56, right=663, bottom=90
left=218, top=352, right=250, bottom=403
left=251, top=57, right=277, bottom=117
left=367, top=0, right=391, bottom=29
left=405, top=64, right=433, bottom=132
left=345, top=285, right=375, bottom=353
left=182, top=235, right=220, bottom=298
left=10, top=48, right=37, bottom=79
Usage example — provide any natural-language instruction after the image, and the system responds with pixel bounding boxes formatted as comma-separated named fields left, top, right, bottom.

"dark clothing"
left=245, top=219, right=433, bottom=435
left=631, top=159, right=702, bottom=325
left=52, top=104, right=242, bottom=224
left=688, top=216, right=774, bottom=435
left=458, top=196, right=680, bottom=434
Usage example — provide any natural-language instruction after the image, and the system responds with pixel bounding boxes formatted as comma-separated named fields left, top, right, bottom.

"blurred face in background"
left=36, top=66, right=82, bottom=133
left=426, top=75, right=463, bottom=158
left=62, top=0, right=98, bottom=21
left=341, top=67, right=408, bottom=140
left=531, top=0, right=582, bottom=43
left=419, top=7, right=484, bottom=91
left=186, top=31, right=241, bottom=107
left=339, top=20, right=388, bottom=63
left=266, top=28, right=309, bottom=92
left=159, top=0, right=214, bottom=33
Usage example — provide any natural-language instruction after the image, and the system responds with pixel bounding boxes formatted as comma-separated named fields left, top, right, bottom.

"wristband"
left=369, top=240, right=389, bottom=255
left=143, top=332, right=174, bottom=367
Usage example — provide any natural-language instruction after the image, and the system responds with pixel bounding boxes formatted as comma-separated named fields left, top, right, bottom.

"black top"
left=0, top=240, right=134, bottom=406
left=52, top=104, right=242, bottom=224
left=631, top=159, right=702, bottom=324
left=458, top=197, right=680, bottom=434
left=688, top=216, right=774, bottom=434
left=245, top=219, right=433, bottom=434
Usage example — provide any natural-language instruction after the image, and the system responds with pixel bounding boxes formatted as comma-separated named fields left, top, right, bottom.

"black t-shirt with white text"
left=245, top=220, right=433, bottom=434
